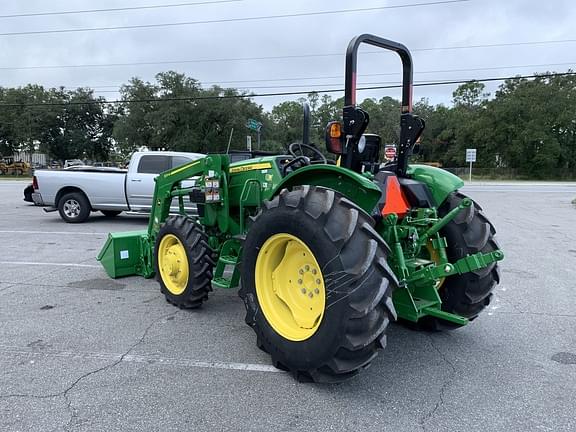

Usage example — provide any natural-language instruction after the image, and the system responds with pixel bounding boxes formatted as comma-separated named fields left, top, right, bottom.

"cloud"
left=0, top=0, right=574, bottom=109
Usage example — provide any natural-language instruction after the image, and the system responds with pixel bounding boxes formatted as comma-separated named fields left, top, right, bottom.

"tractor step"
left=211, top=239, right=242, bottom=290
left=219, top=255, right=238, bottom=265
left=212, top=276, right=233, bottom=289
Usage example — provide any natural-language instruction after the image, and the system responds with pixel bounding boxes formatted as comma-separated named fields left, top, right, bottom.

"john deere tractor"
left=99, top=34, right=503, bottom=383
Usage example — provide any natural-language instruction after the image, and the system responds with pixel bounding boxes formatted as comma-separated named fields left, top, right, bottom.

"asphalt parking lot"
left=1, top=180, right=575, bottom=432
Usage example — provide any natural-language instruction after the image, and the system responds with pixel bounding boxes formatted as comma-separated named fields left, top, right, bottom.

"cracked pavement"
left=418, top=334, right=457, bottom=432
left=0, top=304, right=165, bottom=432
left=1, top=180, right=576, bottom=431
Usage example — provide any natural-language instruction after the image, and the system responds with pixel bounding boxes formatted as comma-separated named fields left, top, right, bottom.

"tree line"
left=0, top=70, right=574, bottom=178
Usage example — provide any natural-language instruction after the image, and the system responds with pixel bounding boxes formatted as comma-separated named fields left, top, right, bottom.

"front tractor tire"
left=155, top=215, right=215, bottom=309
left=239, top=186, right=397, bottom=383
left=427, top=191, right=501, bottom=330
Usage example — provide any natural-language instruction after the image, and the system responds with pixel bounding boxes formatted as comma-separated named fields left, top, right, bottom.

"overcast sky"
left=0, top=0, right=574, bottom=110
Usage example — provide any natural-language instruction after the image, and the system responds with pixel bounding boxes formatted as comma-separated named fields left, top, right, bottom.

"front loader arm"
left=98, top=154, right=231, bottom=280
left=147, top=154, right=230, bottom=242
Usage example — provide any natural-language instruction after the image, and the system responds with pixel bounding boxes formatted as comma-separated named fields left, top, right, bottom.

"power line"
left=49, top=61, right=576, bottom=91
left=214, top=73, right=576, bottom=90
left=3, top=38, right=576, bottom=71
left=0, top=1, right=242, bottom=19
left=1, top=72, right=574, bottom=107
left=202, top=61, right=576, bottom=85
left=0, top=1, right=469, bottom=37
left=85, top=70, right=576, bottom=93
left=0, top=54, right=336, bottom=71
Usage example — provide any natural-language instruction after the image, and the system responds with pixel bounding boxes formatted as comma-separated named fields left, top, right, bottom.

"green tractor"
left=98, top=34, right=503, bottom=383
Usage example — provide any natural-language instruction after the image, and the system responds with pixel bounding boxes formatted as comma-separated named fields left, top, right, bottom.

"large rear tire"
left=155, top=215, right=215, bottom=309
left=425, top=191, right=501, bottom=330
left=239, top=186, right=397, bottom=383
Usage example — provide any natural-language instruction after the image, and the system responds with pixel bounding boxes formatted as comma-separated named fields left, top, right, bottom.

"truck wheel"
left=425, top=191, right=501, bottom=330
left=155, top=215, right=215, bottom=309
left=58, top=192, right=91, bottom=223
left=239, top=186, right=397, bottom=383
left=101, top=210, right=122, bottom=217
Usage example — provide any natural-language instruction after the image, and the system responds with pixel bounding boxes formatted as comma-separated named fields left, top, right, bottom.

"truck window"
left=137, top=155, right=171, bottom=174
left=229, top=152, right=252, bottom=163
left=172, top=156, right=192, bottom=168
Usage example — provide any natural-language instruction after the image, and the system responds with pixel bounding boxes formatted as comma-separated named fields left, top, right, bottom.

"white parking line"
left=0, top=261, right=100, bottom=268
left=463, top=188, right=572, bottom=193
left=0, top=230, right=107, bottom=236
left=0, top=346, right=281, bottom=373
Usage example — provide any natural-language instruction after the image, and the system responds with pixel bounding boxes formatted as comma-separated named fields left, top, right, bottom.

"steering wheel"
left=288, top=143, right=327, bottom=164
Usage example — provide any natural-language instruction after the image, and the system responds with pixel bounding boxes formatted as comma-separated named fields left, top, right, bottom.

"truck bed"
left=33, top=168, right=129, bottom=211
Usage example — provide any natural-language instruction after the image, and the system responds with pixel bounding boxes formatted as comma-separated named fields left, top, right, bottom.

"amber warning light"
left=325, top=121, right=343, bottom=154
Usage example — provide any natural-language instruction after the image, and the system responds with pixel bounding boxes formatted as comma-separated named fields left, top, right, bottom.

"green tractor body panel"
left=227, top=156, right=284, bottom=205
left=227, top=157, right=381, bottom=215
left=270, top=164, right=382, bottom=214
left=407, top=164, right=464, bottom=206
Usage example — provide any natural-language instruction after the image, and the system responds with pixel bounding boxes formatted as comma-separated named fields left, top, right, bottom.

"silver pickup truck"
left=32, top=151, right=204, bottom=223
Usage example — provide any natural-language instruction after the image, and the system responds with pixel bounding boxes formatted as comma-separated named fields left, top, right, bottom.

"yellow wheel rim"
left=255, top=233, right=326, bottom=342
left=158, top=234, right=189, bottom=296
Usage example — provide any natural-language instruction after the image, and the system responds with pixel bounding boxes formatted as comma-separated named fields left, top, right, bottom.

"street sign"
left=246, top=119, right=263, bottom=149
left=384, top=145, right=396, bottom=161
left=246, top=118, right=262, bottom=131
left=466, top=148, right=477, bottom=163
left=466, top=148, right=476, bottom=182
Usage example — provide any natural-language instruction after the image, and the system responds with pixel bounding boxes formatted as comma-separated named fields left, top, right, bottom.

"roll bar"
left=344, top=34, right=414, bottom=113
left=342, top=34, right=423, bottom=177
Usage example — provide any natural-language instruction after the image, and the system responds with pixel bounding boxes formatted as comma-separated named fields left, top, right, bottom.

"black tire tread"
left=431, top=191, right=500, bottom=329
left=155, top=215, right=214, bottom=309
left=239, top=186, right=397, bottom=383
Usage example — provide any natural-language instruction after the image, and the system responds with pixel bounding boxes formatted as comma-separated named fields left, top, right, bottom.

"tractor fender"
left=270, top=165, right=382, bottom=214
left=406, top=164, right=464, bottom=206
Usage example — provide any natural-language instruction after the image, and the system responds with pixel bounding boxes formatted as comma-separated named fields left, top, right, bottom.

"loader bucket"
left=97, top=230, right=153, bottom=279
